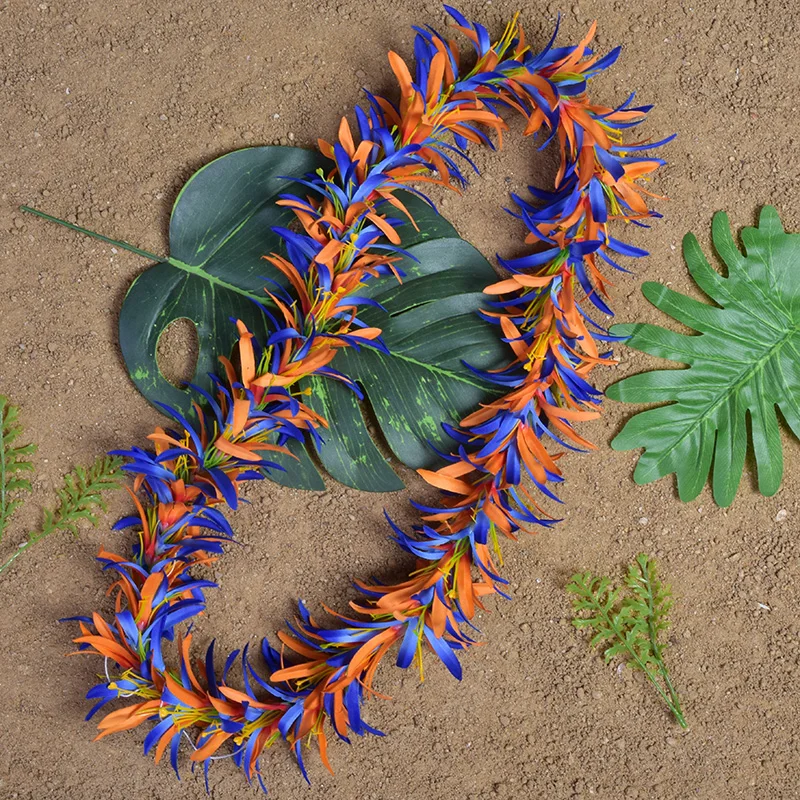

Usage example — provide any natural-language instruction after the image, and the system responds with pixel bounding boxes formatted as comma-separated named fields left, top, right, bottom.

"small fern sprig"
left=566, top=554, right=687, bottom=728
left=0, top=395, right=37, bottom=542
left=0, top=455, right=124, bottom=575
left=623, top=554, right=685, bottom=724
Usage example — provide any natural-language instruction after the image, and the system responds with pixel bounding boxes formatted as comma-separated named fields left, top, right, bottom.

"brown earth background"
left=1, top=0, right=799, bottom=798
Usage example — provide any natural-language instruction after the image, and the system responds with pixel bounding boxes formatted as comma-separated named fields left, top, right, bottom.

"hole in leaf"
left=156, top=318, right=199, bottom=388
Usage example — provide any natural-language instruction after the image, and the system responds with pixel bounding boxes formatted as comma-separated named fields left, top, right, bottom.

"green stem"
left=0, top=398, right=8, bottom=543
left=19, top=205, right=165, bottom=262
left=0, top=528, right=48, bottom=575
left=659, top=667, right=686, bottom=728
left=639, top=563, right=687, bottom=728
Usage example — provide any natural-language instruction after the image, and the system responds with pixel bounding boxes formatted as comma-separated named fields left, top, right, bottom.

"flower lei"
left=67, top=7, right=672, bottom=790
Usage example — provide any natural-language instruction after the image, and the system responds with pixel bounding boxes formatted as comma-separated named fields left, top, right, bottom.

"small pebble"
left=775, top=508, right=788, bottom=522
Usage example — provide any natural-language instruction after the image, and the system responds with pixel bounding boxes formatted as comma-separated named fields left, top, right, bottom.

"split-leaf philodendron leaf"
left=607, top=206, right=800, bottom=507
left=117, top=147, right=506, bottom=493
left=119, top=146, right=326, bottom=414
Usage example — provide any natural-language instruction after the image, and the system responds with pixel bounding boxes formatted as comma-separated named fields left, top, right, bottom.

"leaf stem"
left=19, top=205, right=165, bottom=262
left=0, top=397, right=8, bottom=543
left=637, top=559, right=687, bottom=727
left=0, top=531, right=45, bottom=575
left=0, top=507, right=64, bottom=573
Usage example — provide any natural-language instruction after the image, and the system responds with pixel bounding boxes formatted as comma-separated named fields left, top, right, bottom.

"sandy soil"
left=1, top=0, right=799, bottom=798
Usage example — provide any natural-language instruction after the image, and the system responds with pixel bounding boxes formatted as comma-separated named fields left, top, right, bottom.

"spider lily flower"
left=130, top=394, right=292, bottom=511
left=383, top=513, right=508, bottom=614
left=110, top=503, right=235, bottom=568
left=245, top=640, right=351, bottom=775
left=73, top=570, right=212, bottom=672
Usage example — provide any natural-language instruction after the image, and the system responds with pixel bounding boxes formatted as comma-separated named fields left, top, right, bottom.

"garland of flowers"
left=67, top=7, right=672, bottom=790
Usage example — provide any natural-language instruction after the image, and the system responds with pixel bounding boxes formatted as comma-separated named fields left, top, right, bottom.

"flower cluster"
left=69, top=6, right=672, bottom=789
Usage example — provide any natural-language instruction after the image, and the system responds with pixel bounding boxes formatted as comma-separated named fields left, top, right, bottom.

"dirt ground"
left=1, top=0, right=799, bottom=798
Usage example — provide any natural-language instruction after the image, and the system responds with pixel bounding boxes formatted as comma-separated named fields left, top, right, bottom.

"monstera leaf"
left=300, top=220, right=506, bottom=491
left=114, top=146, right=506, bottom=492
left=295, top=196, right=506, bottom=491
left=118, top=146, right=326, bottom=414
left=608, top=206, right=800, bottom=507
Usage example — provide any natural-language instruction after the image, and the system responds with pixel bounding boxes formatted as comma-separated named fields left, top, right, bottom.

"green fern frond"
left=0, top=455, right=124, bottom=575
left=0, top=395, right=37, bottom=542
left=42, top=456, right=124, bottom=537
left=566, top=554, right=687, bottom=728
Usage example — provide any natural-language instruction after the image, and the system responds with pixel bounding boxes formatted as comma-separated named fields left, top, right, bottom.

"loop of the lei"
left=66, top=6, right=671, bottom=791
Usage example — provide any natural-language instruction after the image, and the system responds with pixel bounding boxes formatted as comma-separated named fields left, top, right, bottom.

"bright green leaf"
left=607, top=206, right=800, bottom=507
left=0, top=455, right=124, bottom=576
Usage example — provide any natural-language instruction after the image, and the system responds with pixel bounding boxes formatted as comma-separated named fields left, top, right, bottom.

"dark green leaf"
left=301, top=375, right=404, bottom=492
left=266, top=438, right=326, bottom=492
left=118, top=146, right=326, bottom=415
left=115, top=152, right=505, bottom=492
left=286, top=193, right=506, bottom=491
left=607, top=206, right=800, bottom=506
